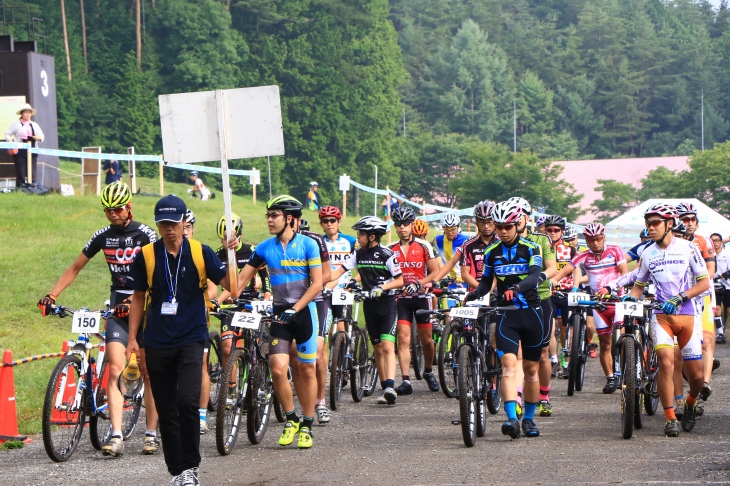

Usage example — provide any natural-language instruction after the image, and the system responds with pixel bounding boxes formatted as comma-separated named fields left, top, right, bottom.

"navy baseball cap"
left=154, top=195, right=187, bottom=223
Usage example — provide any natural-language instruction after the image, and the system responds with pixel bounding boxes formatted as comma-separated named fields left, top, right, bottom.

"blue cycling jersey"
left=627, top=240, right=652, bottom=262
left=433, top=232, right=469, bottom=280
left=248, top=232, right=321, bottom=307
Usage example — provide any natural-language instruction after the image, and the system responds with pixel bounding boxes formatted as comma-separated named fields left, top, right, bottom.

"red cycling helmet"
left=582, top=222, right=605, bottom=237
left=318, top=206, right=342, bottom=220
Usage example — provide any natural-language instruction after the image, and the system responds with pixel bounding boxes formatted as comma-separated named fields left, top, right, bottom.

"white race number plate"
left=251, top=300, right=273, bottom=314
left=567, top=292, right=592, bottom=307
left=615, top=302, right=644, bottom=319
left=332, top=289, right=354, bottom=306
left=231, top=312, right=262, bottom=330
left=466, top=294, right=490, bottom=307
left=450, top=306, right=480, bottom=319
left=71, top=311, right=101, bottom=333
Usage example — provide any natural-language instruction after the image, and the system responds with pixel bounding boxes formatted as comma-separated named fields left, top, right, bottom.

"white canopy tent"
left=605, top=199, right=730, bottom=248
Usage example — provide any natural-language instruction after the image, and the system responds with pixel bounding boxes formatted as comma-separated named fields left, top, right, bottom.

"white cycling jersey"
left=634, top=237, right=708, bottom=315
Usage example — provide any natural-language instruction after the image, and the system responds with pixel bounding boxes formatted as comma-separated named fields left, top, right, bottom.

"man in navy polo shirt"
left=126, top=195, right=233, bottom=486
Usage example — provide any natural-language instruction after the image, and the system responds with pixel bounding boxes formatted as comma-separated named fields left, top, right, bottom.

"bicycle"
left=42, top=304, right=141, bottom=462
left=444, top=302, right=513, bottom=447
left=206, top=330, right=223, bottom=412
left=612, top=299, right=662, bottom=439
left=327, top=287, right=378, bottom=408
left=431, top=287, right=472, bottom=399
left=213, top=299, right=276, bottom=455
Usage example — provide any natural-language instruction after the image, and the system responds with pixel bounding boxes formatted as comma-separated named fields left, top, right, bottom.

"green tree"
left=591, top=179, right=637, bottom=223
left=684, top=141, right=730, bottom=215
left=112, top=53, right=159, bottom=157
left=638, top=166, right=692, bottom=200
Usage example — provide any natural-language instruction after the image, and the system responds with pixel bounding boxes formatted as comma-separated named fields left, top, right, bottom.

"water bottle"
left=117, top=353, right=143, bottom=397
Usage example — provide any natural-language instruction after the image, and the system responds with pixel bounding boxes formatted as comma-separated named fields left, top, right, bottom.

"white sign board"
left=159, top=86, right=285, bottom=164
left=339, top=174, right=351, bottom=192
left=250, top=169, right=261, bottom=185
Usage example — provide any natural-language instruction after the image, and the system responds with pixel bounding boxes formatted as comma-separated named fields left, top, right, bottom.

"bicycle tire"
left=246, top=358, right=273, bottom=444
left=458, top=346, right=477, bottom=447
left=215, top=348, right=247, bottom=455
left=363, top=347, right=379, bottom=397
left=121, top=391, right=143, bottom=439
left=644, top=345, right=659, bottom=416
left=575, top=319, right=587, bottom=392
left=350, top=328, right=368, bottom=402
left=620, top=338, right=636, bottom=440
left=272, top=392, right=285, bottom=423
left=567, top=313, right=581, bottom=396
left=89, top=357, right=111, bottom=450
left=42, top=354, right=86, bottom=462
left=438, top=320, right=460, bottom=399
left=475, top=353, right=487, bottom=438
left=485, top=343, right=503, bottom=414
left=329, top=332, right=347, bottom=410
left=410, top=319, right=424, bottom=380
left=207, top=331, right=223, bottom=412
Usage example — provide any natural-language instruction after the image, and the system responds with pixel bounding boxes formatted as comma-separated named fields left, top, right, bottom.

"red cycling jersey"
left=389, top=236, right=437, bottom=296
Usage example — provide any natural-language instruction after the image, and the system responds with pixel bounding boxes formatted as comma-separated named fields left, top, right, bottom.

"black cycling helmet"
left=639, top=228, right=650, bottom=239
left=391, top=206, right=416, bottom=224
left=299, top=219, right=310, bottom=231
left=352, top=216, right=388, bottom=236
left=543, top=215, right=565, bottom=230
left=266, top=194, right=303, bottom=218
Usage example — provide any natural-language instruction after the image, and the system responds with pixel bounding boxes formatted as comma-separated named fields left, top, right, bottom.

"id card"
left=161, top=301, right=178, bottom=315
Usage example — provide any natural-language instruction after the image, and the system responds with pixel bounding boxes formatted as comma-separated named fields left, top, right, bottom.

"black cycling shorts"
left=551, top=293, right=570, bottom=327
left=715, top=287, right=730, bottom=310
left=495, top=306, right=545, bottom=362
left=540, top=299, right=554, bottom=347
left=362, top=296, right=397, bottom=345
left=316, top=299, right=332, bottom=338
left=269, top=303, right=318, bottom=363
left=106, top=291, right=136, bottom=347
left=396, top=297, right=432, bottom=327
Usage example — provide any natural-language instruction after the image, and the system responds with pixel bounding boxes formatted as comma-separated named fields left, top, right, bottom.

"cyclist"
left=460, top=200, right=499, bottom=291
left=188, top=170, right=212, bottom=201
left=625, top=203, right=708, bottom=436
left=535, top=215, right=547, bottom=234
left=293, top=215, right=332, bottom=425
left=552, top=222, right=628, bottom=394
left=711, top=233, right=728, bottom=344
left=37, top=181, right=160, bottom=457
left=432, top=213, right=469, bottom=286
left=511, top=197, right=557, bottom=417
left=545, top=215, right=578, bottom=377
left=319, top=205, right=357, bottom=332
left=676, top=202, right=716, bottom=401
left=235, top=195, right=323, bottom=449
left=625, top=228, right=654, bottom=265
left=464, top=200, right=545, bottom=438
left=412, top=219, right=431, bottom=240
left=389, top=207, right=441, bottom=395
left=329, top=216, right=404, bottom=405
left=208, top=213, right=272, bottom=432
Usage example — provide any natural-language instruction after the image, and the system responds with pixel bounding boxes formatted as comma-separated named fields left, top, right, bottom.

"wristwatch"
left=679, top=291, right=689, bottom=302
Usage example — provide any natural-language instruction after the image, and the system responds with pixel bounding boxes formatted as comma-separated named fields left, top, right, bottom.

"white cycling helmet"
left=491, top=200, right=523, bottom=224
left=508, top=196, right=532, bottom=216
left=352, top=216, right=388, bottom=236
left=563, top=225, right=578, bottom=240
left=440, top=213, right=461, bottom=228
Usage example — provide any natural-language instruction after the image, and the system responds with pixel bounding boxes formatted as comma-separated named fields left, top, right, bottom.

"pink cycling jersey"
left=568, top=245, right=626, bottom=293
left=634, top=237, right=708, bottom=315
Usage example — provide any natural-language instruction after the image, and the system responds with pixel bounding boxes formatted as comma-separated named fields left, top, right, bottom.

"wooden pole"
left=342, top=190, right=347, bottom=220
left=26, top=143, right=32, bottom=185
left=215, top=89, right=238, bottom=298
left=60, top=0, right=72, bottom=81
left=159, top=159, right=163, bottom=195
left=135, top=0, right=142, bottom=70
left=252, top=182, right=256, bottom=205
left=80, top=0, right=88, bottom=74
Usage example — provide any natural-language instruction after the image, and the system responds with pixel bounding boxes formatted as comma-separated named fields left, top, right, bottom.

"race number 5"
left=71, top=311, right=101, bottom=333
left=332, top=289, right=354, bottom=306
left=231, top=312, right=262, bottom=330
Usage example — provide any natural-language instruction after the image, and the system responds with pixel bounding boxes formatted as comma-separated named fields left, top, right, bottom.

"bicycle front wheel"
left=567, top=314, right=581, bottom=396
left=42, top=355, right=86, bottom=462
left=458, top=346, right=477, bottom=447
left=438, top=320, right=460, bottom=399
left=207, top=331, right=223, bottom=412
left=620, top=338, right=637, bottom=440
left=329, top=332, right=347, bottom=410
left=350, top=328, right=368, bottom=402
left=644, top=343, right=659, bottom=416
left=410, top=320, right=424, bottom=380
left=215, top=348, right=247, bottom=455
left=246, top=359, right=273, bottom=444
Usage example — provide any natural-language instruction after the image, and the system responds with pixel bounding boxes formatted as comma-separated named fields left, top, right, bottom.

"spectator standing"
left=5, top=103, right=44, bottom=187
left=103, top=159, right=123, bottom=184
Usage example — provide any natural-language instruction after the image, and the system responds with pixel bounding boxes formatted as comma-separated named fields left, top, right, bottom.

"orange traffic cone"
left=0, top=349, right=28, bottom=443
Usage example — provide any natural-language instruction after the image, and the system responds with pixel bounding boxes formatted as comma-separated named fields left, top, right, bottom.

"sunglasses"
left=680, top=216, right=697, bottom=223
left=585, top=236, right=604, bottom=242
left=645, top=219, right=666, bottom=228
left=265, top=211, right=283, bottom=219
left=495, top=223, right=516, bottom=231
left=320, top=218, right=338, bottom=224
left=711, top=239, right=721, bottom=243
left=104, top=206, right=126, bottom=215
left=545, top=228, right=562, bottom=233
left=393, top=220, right=412, bottom=227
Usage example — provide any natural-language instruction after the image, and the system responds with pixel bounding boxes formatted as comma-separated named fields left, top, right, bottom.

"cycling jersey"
left=716, top=250, right=730, bottom=289
left=299, top=230, right=330, bottom=302
left=553, top=241, right=577, bottom=290
left=689, top=234, right=716, bottom=264
left=433, top=233, right=469, bottom=280
left=388, top=236, right=437, bottom=297
left=627, top=240, right=652, bottom=262
left=523, top=231, right=555, bottom=300
left=84, top=220, right=157, bottom=292
left=341, top=245, right=401, bottom=295
left=567, top=245, right=626, bottom=294
left=481, top=237, right=543, bottom=308
left=634, top=238, right=708, bottom=315
left=324, top=232, right=356, bottom=287
left=247, top=232, right=321, bottom=307
left=215, top=242, right=271, bottom=294
left=459, top=235, right=498, bottom=289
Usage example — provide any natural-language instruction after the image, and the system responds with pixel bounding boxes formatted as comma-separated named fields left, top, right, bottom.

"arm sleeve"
left=306, top=238, right=321, bottom=267
left=611, top=268, right=639, bottom=289
left=634, top=257, right=651, bottom=286
left=247, top=248, right=266, bottom=269
left=203, top=245, right=227, bottom=285
left=689, top=242, right=709, bottom=280
left=387, top=254, right=402, bottom=277
left=257, top=266, right=271, bottom=293
left=82, top=230, right=104, bottom=258
left=517, top=244, right=543, bottom=290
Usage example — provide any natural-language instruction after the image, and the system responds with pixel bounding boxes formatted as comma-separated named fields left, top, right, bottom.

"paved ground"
left=2, top=344, right=729, bottom=485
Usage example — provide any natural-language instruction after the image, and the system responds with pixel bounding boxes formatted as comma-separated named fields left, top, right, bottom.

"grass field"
left=1, top=161, right=425, bottom=434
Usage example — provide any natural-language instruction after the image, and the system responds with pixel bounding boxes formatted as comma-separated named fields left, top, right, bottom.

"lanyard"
left=163, top=245, right=182, bottom=303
